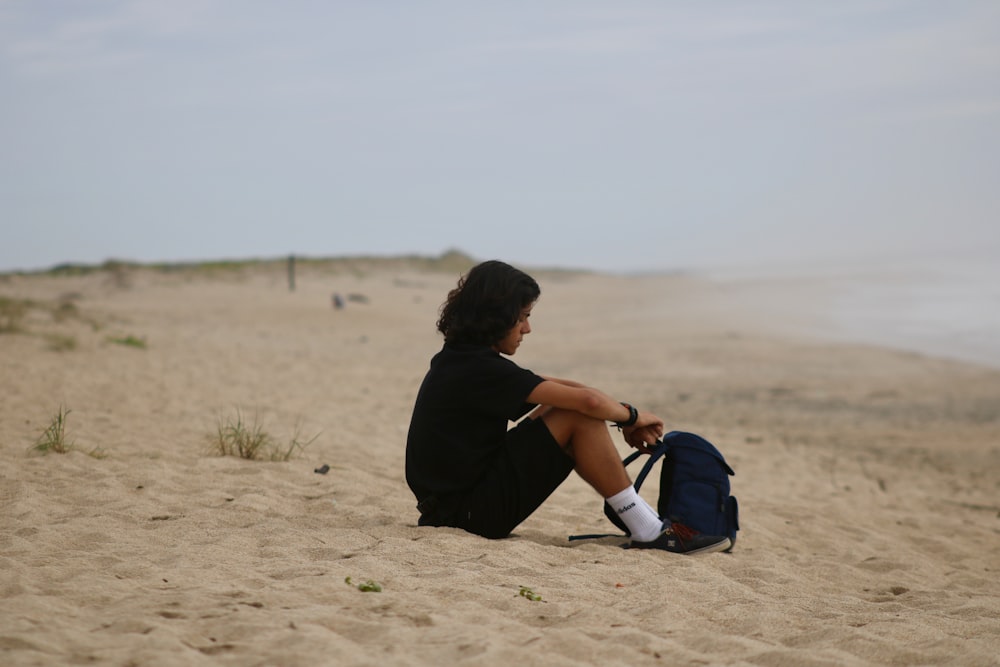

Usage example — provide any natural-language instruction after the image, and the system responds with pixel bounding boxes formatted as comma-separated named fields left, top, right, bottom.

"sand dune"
left=2, top=260, right=998, bottom=666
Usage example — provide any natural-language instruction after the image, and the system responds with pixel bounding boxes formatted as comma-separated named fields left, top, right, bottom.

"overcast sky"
left=2, top=1, right=998, bottom=273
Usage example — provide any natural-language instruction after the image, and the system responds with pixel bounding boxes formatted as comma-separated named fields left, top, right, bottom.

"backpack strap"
left=627, top=439, right=670, bottom=489
left=568, top=439, right=671, bottom=541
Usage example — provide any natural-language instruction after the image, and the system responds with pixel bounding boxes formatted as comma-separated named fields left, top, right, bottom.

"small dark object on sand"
left=314, top=464, right=330, bottom=475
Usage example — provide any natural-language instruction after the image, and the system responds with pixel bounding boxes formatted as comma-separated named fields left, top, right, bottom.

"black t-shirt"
left=405, top=342, right=545, bottom=501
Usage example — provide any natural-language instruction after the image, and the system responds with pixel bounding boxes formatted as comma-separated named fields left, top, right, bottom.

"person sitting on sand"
left=405, top=260, right=731, bottom=554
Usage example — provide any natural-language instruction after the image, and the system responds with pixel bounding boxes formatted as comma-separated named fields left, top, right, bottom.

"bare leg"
left=539, top=408, right=631, bottom=497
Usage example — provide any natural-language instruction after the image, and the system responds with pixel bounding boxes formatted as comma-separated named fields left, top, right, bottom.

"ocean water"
left=706, top=258, right=1000, bottom=370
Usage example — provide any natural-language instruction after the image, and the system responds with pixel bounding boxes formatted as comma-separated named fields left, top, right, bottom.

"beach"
left=1, top=257, right=998, bottom=667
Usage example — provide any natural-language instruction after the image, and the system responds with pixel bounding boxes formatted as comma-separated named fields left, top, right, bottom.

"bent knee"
left=540, top=408, right=607, bottom=445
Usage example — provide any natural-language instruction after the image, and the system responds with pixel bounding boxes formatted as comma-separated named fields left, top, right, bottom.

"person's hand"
left=624, top=427, right=656, bottom=453
left=623, top=411, right=663, bottom=453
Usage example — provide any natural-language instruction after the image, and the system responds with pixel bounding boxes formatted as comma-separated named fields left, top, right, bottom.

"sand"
left=1, top=259, right=998, bottom=667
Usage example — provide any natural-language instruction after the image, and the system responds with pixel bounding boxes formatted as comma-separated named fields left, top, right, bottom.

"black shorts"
left=428, top=417, right=574, bottom=539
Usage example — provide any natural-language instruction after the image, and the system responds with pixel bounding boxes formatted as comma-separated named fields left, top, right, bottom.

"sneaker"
left=629, top=521, right=731, bottom=555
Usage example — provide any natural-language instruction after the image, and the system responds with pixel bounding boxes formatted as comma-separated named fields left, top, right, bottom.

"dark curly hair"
left=437, top=260, right=540, bottom=346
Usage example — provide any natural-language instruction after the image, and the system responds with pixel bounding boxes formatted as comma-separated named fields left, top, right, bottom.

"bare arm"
left=527, top=380, right=664, bottom=443
left=539, top=375, right=587, bottom=388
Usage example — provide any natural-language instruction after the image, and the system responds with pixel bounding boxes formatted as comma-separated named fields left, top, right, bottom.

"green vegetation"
left=345, top=577, right=382, bottom=593
left=3, top=250, right=484, bottom=280
left=212, top=409, right=318, bottom=462
left=518, top=586, right=543, bottom=602
left=30, top=406, right=107, bottom=458
left=32, top=406, right=74, bottom=454
left=44, top=333, right=78, bottom=352
left=0, top=296, right=29, bottom=333
left=0, top=295, right=99, bottom=348
left=107, top=334, right=147, bottom=349
left=43, top=259, right=139, bottom=277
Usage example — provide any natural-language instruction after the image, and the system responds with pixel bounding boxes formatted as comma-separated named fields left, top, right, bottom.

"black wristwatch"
left=615, top=402, right=638, bottom=429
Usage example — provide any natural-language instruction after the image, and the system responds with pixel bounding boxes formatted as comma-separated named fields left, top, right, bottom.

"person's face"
left=493, top=303, right=534, bottom=356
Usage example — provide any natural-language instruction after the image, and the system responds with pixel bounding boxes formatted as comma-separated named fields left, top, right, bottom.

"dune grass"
left=4, top=250, right=483, bottom=281
left=44, top=333, right=78, bottom=352
left=0, top=296, right=29, bottom=333
left=0, top=296, right=100, bottom=349
left=212, top=409, right=318, bottom=461
left=30, top=406, right=107, bottom=458
left=32, top=406, right=74, bottom=454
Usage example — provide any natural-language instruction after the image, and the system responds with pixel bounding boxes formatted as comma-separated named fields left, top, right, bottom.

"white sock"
left=606, top=486, right=662, bottom=542
left=638, top=495, right=660, bottom=520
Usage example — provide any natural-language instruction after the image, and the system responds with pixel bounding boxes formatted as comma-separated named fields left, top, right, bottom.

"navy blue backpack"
left=574, top=431, right=739, bottom=549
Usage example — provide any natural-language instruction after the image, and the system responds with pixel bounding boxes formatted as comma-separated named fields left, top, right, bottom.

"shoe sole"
left=629, top=536, right=732, bottom=555
left=684, top=537, right=732, bottom=555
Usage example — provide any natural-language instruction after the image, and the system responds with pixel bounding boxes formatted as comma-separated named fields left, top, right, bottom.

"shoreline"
left=693, top=259, right=1000, bottom=371
left=4, top=252, right=997, bottom=371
